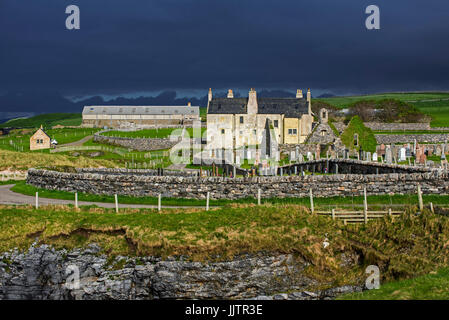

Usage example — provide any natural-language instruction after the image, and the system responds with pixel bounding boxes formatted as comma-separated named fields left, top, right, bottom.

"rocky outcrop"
left=0, top=244, right=333, bottom=300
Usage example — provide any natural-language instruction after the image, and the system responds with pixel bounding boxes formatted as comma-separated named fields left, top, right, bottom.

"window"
left=274, top=120, right=278, bottom=128
left=221, top=129, right=225, bottom=134
left=240, top=116, right=244, bottom=124
left=36, top=139, right=40, bottom=144
left=288, top=129, right=297, bottom=135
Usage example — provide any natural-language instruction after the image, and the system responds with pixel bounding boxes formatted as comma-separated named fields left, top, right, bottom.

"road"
left=0, top=184, right=207, bottom=209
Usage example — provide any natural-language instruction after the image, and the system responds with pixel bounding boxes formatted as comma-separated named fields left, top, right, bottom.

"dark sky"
left=1, top=0, right=449, bottom=100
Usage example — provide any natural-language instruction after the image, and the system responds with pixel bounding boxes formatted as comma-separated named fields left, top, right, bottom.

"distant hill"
left=0, top=113, right=82, bottom=128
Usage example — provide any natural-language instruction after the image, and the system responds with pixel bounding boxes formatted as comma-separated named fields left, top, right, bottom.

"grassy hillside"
left=0, top=149, right=117, bottom=171
left=318, top=92, right=449, bottom=127
left=339, top=267, right=449, bottom=300
left=1, top=204, right=449, bottom=294
left=341, top=116, right=377, bottom=152
left=317, top=92, right=449, bottom=108
left=0, top=113, right=82, bottom=128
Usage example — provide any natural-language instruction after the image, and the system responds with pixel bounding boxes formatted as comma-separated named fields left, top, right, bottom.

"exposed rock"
left=0, top=245, right=326, bottom=300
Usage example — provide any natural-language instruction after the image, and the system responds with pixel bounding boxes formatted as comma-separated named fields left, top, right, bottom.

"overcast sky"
left=1, top=0, right=448, bottom=99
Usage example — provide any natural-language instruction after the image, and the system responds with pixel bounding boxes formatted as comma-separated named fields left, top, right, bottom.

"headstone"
left=366, top=152, right=371, bottom=162
left=405, top=147, right=411, bottom=158
left=399, top=148, right=406, bottom=161
left=290, top=151, right=295, bottom=162
left=372, top=152, right=378, bottom=162
left=385, top=146, right=392, bottom=164
left=307, top=152, right=312, bottom=161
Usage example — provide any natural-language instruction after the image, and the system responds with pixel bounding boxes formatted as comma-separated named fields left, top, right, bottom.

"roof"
left=207, top=97, right=308, bottom=117
left=82, top=106, right=200, bottom=116
left=31, top=127, right=50, bottom=139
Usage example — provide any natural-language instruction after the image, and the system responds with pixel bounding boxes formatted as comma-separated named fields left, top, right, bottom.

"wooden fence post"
left=158, top=194, right=161, bottom=212
left=35, top=192, right=39, bottom=209
left=75, top=192, right=78, bottom=209
left=206, top=192, right=210, bottom=211
left=388, top=208, right=392, bottom=217
left=430, top=202, right=434, bottom=214
left=363, top=187, right=368, bottom=224
left=417, top=184, right=423, bottom=211
left=114, top=194, right=119, bottom=213
left=257, top=188, right=261, bottom=205
left=331, top=209, right=335, bottom=220
left=309, top=189, right=314, bottom=214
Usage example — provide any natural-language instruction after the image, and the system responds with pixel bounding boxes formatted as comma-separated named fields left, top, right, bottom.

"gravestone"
left=385, top=146, right=392, bottom=164
left=372, top=152, right=378, bottom=162
left=405, top=147, right=411, bottom=158
left=289, top=151, right=295, bottom=162
left=399, top=148, right=406, bottom=161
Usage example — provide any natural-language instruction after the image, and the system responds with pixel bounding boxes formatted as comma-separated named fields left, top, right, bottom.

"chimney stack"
left=227, top=89, right=234, bottom=98
left=208, top=88, right=213, bottom=103
left=296, top=89, right=303, bottom=99
left=307, top=88, right=312, bottom=115
left=247, top=88, right=258, bottom=114
left=207, top=88, right=213, bottom=113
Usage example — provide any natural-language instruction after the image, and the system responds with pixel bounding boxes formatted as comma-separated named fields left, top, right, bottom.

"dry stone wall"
left=27, top=161, right=446, bottom=200
left=93, top=132, right=180, bottom=151
left=375, top=134, right=449, bottom=144
left=365, top=122, right=431, bottom=131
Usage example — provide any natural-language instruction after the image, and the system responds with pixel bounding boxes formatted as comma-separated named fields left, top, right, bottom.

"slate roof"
left=208, top=97, right=308, bottom=118
left=82, top=106, right=200, bottom=116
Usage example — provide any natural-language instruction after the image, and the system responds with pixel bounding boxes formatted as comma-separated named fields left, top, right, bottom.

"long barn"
left=82, top=105, right=200, bottom=128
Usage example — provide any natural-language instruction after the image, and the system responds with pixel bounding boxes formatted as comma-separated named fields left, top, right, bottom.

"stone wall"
left=77, top=168, right=198, bottom=177
left=365, top=122, right=431, bottom=131
left=375, top=134, right=449, bottom=144
left=26, top=161, right=446, bottom=200
left=93, top=132, right=180, bottom=151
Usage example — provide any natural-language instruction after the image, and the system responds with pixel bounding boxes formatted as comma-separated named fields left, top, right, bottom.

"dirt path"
left=55, top=135, right=93, bottom=148
left=0, top=184, right=206, bottom=209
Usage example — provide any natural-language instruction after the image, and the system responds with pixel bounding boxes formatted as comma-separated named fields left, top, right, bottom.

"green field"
left=0, top=128, right=99, bottom=153
left=0, top=113, right=82, bottom=128
left=339, top=267, right=449, bottom=300
left=318, top=92, right=449, bottom=108
left=318, top=92, right=449, bottom=127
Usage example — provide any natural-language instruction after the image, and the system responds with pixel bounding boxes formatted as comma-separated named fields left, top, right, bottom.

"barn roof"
left=207, top=97, right=308, bottom=117
left=82, top=106, right=200, bottom=116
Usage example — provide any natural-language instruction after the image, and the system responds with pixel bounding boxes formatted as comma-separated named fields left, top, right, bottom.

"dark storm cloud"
left=0, top=0, right=448, bottom=102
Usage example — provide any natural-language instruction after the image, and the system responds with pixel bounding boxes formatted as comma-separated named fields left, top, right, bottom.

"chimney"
left=207, top=88, right=213, bottom=113
left=187, top=102, right=191, bottom=107
left=208, top=88, right=213, bottom=102
left=247, top=88, right=258, bottom=114
left=307, top=88, right=312, bottom=115
left=227, top=89, right=234, bottom=98
left=296, top=89, right=303, bottom=99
